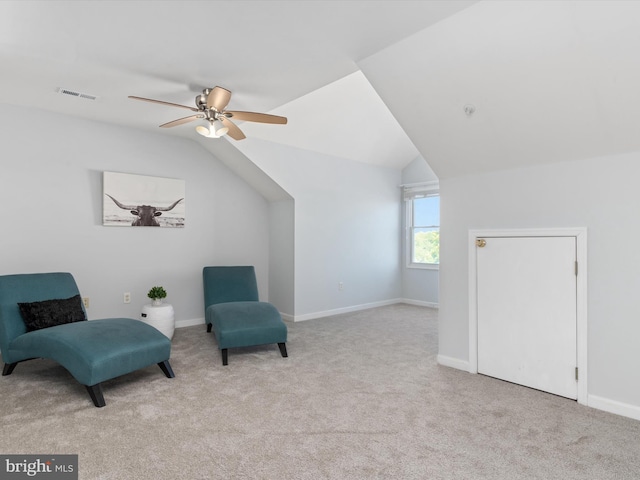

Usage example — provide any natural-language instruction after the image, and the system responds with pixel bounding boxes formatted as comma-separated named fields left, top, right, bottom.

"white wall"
left=193, top=137, right=295, bottom=317
left=0, top=104, right=270, bottom=325
left=234, top=138, right=403, bottom=319
left=401, top=156, right=439, bottom=306
left=401, top=155, right=438, bottom=185
left=268, top=199, right=295, bottom=317
left=439, top=152, right=640, bottom=418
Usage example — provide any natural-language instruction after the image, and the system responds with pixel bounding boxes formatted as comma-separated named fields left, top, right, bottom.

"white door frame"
left=468, top=227, right=588, bottom=406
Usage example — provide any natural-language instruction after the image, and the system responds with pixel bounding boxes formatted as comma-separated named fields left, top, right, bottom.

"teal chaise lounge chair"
left=0, top=272, right=174, bottom=407
left=203, top=266, right=287, bottom=365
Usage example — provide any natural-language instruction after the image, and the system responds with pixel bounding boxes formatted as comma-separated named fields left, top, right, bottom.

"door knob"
left=476, top=238, right=486, bottom=248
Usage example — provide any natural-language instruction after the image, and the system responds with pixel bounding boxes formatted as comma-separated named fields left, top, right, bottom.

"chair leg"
left=206, top=324, right=212, bottom=333
left=157, top=360, right=175, bottom=378
left=3, top=363, right=17, bottom=376
left=86, top=384, right=106, bottom=408
left=221, top=348, right=228, bottom=366
left=278, top=343, right=288, bottom=358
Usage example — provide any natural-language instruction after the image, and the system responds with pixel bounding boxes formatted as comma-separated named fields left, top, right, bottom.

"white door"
left=477, top=236, right=577, bottom=399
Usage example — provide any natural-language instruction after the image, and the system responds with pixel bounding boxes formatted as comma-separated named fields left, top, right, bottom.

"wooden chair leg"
left=157, top=360, right=175, bottom=378
left=86, top=384, right=106, bottom=408
left=278, top=343, right=288, bottom=358
left=221, top=349, right=228, bottom=366
left=3, top=362, right=17, bottom=376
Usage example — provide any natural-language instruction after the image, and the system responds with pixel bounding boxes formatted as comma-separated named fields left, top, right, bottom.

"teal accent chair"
left=203, top=266, right=287, bottom=365
left=0, top=272, right=174, bottom=407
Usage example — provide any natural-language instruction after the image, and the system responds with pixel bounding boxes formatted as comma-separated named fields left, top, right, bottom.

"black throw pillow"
left=18, top=295, right=87, bottom=332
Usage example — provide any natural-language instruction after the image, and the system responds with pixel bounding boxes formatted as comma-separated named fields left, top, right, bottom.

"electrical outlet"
left=338, top=282, right=344, bottom=291
left=123, top=292, right=131, bottom=304
left=82, top=297, right=90, bottom=309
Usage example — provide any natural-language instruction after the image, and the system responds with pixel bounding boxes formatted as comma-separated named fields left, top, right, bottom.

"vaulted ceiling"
left=0, top=0, right=474, bottom=172
left=2, top=1, right=638, bottom=180
left=360, top=0, right=640, bottom=179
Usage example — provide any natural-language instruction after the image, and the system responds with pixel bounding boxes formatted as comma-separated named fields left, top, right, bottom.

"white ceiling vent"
left=56, top=87, right=98, bottom=101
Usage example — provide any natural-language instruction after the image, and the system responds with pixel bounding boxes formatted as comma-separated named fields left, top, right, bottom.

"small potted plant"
left=148, top=286, right=167, bottom=306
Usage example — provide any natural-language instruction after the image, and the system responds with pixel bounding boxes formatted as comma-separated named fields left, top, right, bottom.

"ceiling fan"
left=128, top=86, right=287, bottom=140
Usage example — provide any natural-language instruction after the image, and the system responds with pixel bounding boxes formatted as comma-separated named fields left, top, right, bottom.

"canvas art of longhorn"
left=105, top=194, right=183, bottom=227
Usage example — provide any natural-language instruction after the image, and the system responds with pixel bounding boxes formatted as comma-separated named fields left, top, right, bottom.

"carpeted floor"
left=1, top=304, right=639, bottom=479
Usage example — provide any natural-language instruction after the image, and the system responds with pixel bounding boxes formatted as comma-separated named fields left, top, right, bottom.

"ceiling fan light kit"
left=195, top=124, right=220, bottom=138
left=129, top=86, right=287, bottom=141
left=212, top=119, right=229, bottom=136
left=196, top=120, right=229, bottom=138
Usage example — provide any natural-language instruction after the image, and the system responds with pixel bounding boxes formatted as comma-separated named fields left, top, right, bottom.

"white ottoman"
left=140, top=303, right=175, bottom=339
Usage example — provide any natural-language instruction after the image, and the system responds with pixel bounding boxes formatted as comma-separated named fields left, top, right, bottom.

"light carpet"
left=1, top=304, right=639, bottom=479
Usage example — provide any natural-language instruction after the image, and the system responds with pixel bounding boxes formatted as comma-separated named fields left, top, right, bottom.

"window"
left=404, top=184, right=439, bottom=268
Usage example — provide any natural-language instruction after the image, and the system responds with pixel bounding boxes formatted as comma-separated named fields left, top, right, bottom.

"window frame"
left=404, top=183, right=439, bottom=270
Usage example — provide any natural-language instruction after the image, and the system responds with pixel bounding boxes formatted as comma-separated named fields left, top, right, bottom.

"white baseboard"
left=437, top=354, right=471, bottom=372
left=175, top=317, right=205, bottom=329
left=292, top=299, right=403, bottom=322
left=185, top=299, right=436, bottom=325
left=288, top=298, right=438, bottom=322
left=434, top=359, right=640, bottom=422
left=587, top=394, right=640, bottom=422
left=400, top=298, right=439, bottom=309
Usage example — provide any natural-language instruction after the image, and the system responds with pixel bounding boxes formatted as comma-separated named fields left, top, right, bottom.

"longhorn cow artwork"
left=105, top=194, right=184, bottom=227
left=103, top=172, right=185, bottom=228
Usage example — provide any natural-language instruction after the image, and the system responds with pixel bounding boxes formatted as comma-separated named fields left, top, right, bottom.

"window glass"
left=411, top=195, right=439, bottom=265
left=414, top=196, right=439, bottom=226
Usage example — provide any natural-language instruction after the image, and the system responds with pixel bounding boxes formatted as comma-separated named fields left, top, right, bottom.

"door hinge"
left=575, top=367, right=579, bottom=381
left=575, top=261, right=578, bottom=276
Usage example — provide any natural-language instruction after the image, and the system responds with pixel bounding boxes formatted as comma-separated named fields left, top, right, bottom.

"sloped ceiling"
left=240, top=71, right=421, bottom=169
left=360, top=0, right=640, bottom=179
left=0, top=0, right=475, bottom=173
left=2, top=1, right=636, bottom=181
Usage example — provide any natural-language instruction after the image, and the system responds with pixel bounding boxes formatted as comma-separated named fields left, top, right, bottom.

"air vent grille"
left=56, top=87, right=98, bottom=101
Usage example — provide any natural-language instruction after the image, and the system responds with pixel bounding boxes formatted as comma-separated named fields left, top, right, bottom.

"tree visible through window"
left=411, top=195, right=439, bottom=265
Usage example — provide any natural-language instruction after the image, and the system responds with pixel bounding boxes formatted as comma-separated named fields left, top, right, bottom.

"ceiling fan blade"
left=207, top=86, right=232, bottom=111
left=220, top=117, right=246, bottom=141
left=128, top=96, right=200, bottom=112
left=226, top=111, right=288, bottom=125
left=160, top=114, right=204, bottom=128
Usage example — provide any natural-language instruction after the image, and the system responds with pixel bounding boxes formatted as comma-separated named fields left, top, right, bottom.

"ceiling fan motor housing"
left=128, top=85, right=287, bottom=141
left=196, top=89, right=211, bottom=109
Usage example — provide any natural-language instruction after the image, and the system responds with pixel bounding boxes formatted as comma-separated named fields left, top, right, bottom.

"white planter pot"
left=140, top=303, right=175, bottom=339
